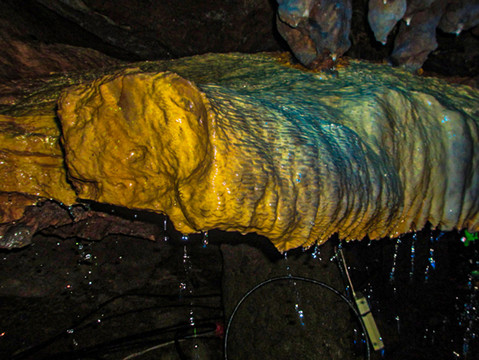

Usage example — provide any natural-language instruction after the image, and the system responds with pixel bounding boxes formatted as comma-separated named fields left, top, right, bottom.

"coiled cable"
left=224, top=275, right=371, bottom=360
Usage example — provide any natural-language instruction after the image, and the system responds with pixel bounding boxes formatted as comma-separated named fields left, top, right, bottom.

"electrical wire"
left=223, top=275, right=371, bottom=360
left=10, top=290, right=221, bottom=360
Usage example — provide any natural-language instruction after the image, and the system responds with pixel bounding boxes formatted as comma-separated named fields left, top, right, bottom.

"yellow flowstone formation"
left=0, top=112, right=76, bottom=223
left=59, top=69, right=213, bottom=230
left=1, top=53, right=478, bottom=251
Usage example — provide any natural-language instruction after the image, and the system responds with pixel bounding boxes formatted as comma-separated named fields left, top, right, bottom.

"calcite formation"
left=276, top=0, right=352, bottom=67
left=368, top=0, right=407, bottom=45
left=390, top=0, right=447, bottom=70
left=1, top=53, right=478, bottom=251
left=277, top=0, right=479, bottom=70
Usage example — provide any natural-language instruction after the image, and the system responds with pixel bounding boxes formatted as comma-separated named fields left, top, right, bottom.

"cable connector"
left=354, top=292, right=384, bottom=351
left=337, top=245, right=385, bottom=352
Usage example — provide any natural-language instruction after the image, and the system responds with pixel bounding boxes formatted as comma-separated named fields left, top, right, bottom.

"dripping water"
left=410, top=233, right=417, bottom=281
left=458, top=269, right=478, bottom=358
left=425, top=231, right=444, bottom=282
left=388, top=235, right=403, bottom=336
left=179, top=235, right=201, bottom=358
left=163, top=216, right=169, bottom=242
left=66, top=328, right=79, bottom=349
left=284, top=252, right=305, bottom=326
left=389, top=235, right=402, bottom=288
left=311, top=243, right=322, bottom=261
left=202, top=231, right=209, bottom=248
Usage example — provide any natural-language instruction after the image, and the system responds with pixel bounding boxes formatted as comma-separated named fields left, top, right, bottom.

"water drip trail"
left=409, top=233, right=417, bottom=281
left=387, top=236, right=402, bottom=337
left=389, top=235, right=402, bottom=286
left=179, top=235, right=201, bottom=358
left=284, top=252, right=305, bottom=326
left=202, top=231, right=208, bottom=248
left=163, top=216, right=169, bottom=242
left=425, top=231, right=443, bottom=282
left=311, top=243, right=322, bottom=261
left=457, top=246, right=478, bottom=359
left=63, top=239, right=99, bottom=350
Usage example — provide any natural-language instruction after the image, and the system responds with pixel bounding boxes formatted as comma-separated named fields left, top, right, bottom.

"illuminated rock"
left=275, top=1, right=479, bottom=70
left=390, top=1, right=447, bottom=70
left=368, top=0, right=407, bottom=45
left=388, top=0, right=479, bottom=70
left=439, top=0, right=479, bottom=35
left=56, top=53, right=479, bottom=251
left=276, top=0, right=352, bottom=67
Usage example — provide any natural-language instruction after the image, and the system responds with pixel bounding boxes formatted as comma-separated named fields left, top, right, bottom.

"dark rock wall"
left=1, top=0, right=478, bottom=81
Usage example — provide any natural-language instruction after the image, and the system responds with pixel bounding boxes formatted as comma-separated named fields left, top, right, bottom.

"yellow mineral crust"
left=0, top=113, right=76, bottom=223
left=58, top=69, right=213, bottom=229
left=55, top=54, right=479, bottom=251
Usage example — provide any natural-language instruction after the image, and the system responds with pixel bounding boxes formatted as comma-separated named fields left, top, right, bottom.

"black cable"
left=30, top=318, right=221, bottom=360
left=10, top=289, right=220, bottom=360
left=223, top=275, right=371, bottom=360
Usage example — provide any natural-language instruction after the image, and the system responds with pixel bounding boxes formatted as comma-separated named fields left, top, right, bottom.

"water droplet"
left=0, top=225, right=33, bottom=249
left=202, top=231, right=209, bottom=247
left=162, top=216, right=169, bottom=241
left=295, top=304, right=305, bottom=326
left=455, top=24, right=464, bottom=36
left=284, top=253, right=306, bottom=326
left=312, top=244, right=322, bottom=261
left=389, top=236, right=401, bottom=283
left=410, top=233, right=417, bottom=281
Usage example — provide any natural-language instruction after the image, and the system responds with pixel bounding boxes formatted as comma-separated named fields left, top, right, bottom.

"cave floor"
left=0, top=233, right=224, bottom=360
left=0, top=229, right=477, bottom=360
